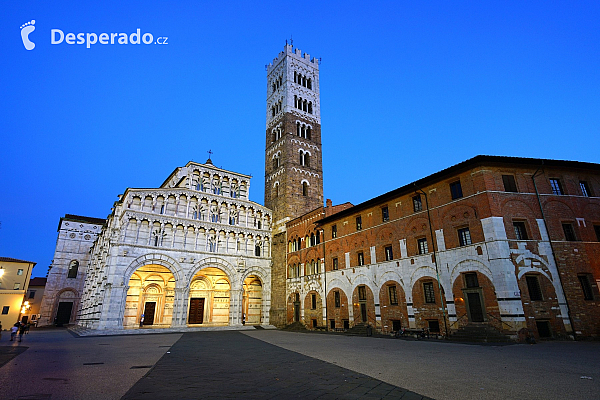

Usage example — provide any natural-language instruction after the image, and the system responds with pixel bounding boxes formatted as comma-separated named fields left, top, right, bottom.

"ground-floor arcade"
left=79, top=254, right=271, bottom=330
left=285, top=241, right=572, bottom=340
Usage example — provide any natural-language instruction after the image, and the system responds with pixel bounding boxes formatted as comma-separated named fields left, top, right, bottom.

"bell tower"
left=265, top=44, right=323, bottom=326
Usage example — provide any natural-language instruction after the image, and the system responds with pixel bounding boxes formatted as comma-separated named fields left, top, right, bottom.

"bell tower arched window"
left=67, top=260, right=79, bottom=279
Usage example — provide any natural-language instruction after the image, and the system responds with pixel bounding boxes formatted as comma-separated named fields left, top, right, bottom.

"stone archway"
left=242, top=275, right=263, bottom=325
left=188, top=267, right=231, bottom=326
left=54, top=289, right=78, bottom=326
left=123, top=265, right=175, bottom=328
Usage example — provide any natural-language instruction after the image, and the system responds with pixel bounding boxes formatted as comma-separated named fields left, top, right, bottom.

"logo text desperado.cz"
left=51, top=29, right=167, bottom=48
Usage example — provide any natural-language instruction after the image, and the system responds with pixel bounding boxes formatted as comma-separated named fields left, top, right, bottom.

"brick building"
left=283, top=156, right=600, bottom=339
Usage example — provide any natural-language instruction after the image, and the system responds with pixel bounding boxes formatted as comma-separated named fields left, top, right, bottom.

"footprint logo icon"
left=20, top=20, right=36, bottom=50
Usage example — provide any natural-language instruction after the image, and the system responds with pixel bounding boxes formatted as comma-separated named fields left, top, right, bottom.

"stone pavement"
left=122, top=331, right=430, bottom=400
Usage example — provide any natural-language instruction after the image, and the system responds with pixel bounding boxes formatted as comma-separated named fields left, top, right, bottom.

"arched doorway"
left=55, top=289, right=77, bottom=326
left=188, top=267, right=231, bottom=326
left=242, top=275, right=263, bottom=325
left=123, top=264, right=175, bottom=328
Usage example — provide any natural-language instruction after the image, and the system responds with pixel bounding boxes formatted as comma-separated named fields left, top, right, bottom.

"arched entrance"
left=242, top=275, right=263, bottom=325
left=55, top=289, right=78, bottom=326
left=123, top=264, right=175, bottom=328
left=188, top=267, right=231, bottom=326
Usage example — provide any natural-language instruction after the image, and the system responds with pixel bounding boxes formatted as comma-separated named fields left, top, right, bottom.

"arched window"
left=305, top=153, right=310, bottom=167
left=308, top=102, right=313, bottom=114
left=307, top=126, right=311, bottom=140
left=307, top=78, right=312, bottom=89
left=303, top=100, right=308, bottom=112
left=294, top=71, right=297, bottom=83
left=67, top=260, right=79, bottom=279
left=302, top=182, right=308, bottom=196
left=294, top=95, right=298, bottom=108
left=274, top=182, right=279, bottom=198
left=255, top=244, right=261, bottom=256
left=310, top=233, right=315, bottom=246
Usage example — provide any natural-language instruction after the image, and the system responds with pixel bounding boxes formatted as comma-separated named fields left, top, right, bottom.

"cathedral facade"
left=76, top=160, right=272, bottom=329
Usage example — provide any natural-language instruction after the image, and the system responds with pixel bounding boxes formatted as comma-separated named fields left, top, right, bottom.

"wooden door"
left=467, top=292, right=484, bottom=322
left=360, top=303, right=367, bottom=323
left=56, top=302, right=73, bottom=326
left=188, top=298, right=205, bottom=324
left=143, top=302, right=156, bottom=325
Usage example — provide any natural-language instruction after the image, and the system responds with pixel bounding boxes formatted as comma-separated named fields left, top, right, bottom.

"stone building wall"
left=38, top=215, right=104, bottom=326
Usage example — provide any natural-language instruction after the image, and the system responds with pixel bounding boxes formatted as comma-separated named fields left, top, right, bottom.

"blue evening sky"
left=1, top=1, right=599, bottom=278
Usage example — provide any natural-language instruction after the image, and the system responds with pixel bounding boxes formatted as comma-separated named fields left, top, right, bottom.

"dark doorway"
left=330, top=319, right=335, bottom=329
left=21, top=316, right=29, bottom=324
left=392, top=320, right=402, bottom=332
left=188, top=298, right=205, bottom=324
left=360, top=303, right=367, bottom=323
left=143, top=302, right=156, bottom=326
left=466, top=292, right=484, bottom=322
left=55, top=302, right=73, bottom=326
left=293, top=293, right=300, bottom=322
left=343, top=320, right=350, bottom=329
left=536, top=320, right=552, bottom=338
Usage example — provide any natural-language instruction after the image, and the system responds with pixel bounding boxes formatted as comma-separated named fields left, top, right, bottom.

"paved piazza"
left=1, top=329, right=599, bottom=399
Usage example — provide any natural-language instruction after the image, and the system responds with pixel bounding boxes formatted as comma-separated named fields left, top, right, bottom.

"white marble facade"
left=77, top=160, right=272, bottom=330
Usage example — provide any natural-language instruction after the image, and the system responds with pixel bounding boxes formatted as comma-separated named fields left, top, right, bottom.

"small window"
left=356, top=216, right=362, bottom=230
left=332, top=257, right=339, bottom=270
left=578, top=274, right=596, bottom=301
left=385, top=245, right=393, bottom=261
left=458, top=227, right=472, bottom=246
left=428, top=320, right=440, bottom=333
left=358, top=285, right=367, bottom=301
left=357, top=252, right=364, bottom=266
left=464, top=272, right=479, bottom=288
left=526, top=275, right=543, bottom=301
left=334, top=291, right=341, bottom=308
left=1, top=306, right=9, bottom=314
left=595, top=225, right=600, bottom=242
left=382, top=206, right=389, bottom=222
left=255, top=245, right=261, bottom=256
left=580, top=181, right=591, bottom=197
left=417, top=238, right=429, bottom=255
left=17, top=269, right=23, bottom=276
left=413, top=195, right=422, bottom=212
left=14, top=282, right=21, bottom=290
left=68, top=260, right=79, bottom=279
left=502, top=175, right=518, bottom=192
left=388, top=285, right=398, bottom=305
left=450, top=181, right=463, bottom=200
left=332, top=225, right=337, bottom=238
left=549, top=178, right=564, bottom=195
left=302, top=182, right=308, bottom=196
left=423, top=282, right=435, bottom=304
left=513, top=222, right=528, bottom=240
left=311, top=293, right=317, bottom=309
left=29, top=290, right=36, bottom=299
left=562, top=223, right=577, bottom=241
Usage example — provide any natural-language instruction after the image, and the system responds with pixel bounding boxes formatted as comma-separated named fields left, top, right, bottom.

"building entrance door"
left=143, top=302, right=156, bottom=325
left=360, top=303, right=367, bottom=323
left=55, top=302, right=73, bottom=326
left=188, top=298, right=205, bottom=324
left=466, top=292, right=484, bottom=322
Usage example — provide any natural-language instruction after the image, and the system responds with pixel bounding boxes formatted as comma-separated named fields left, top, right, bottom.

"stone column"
left=171, top=287, right=189, bottom=327
left=229, top=288, right=244, bottom=326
